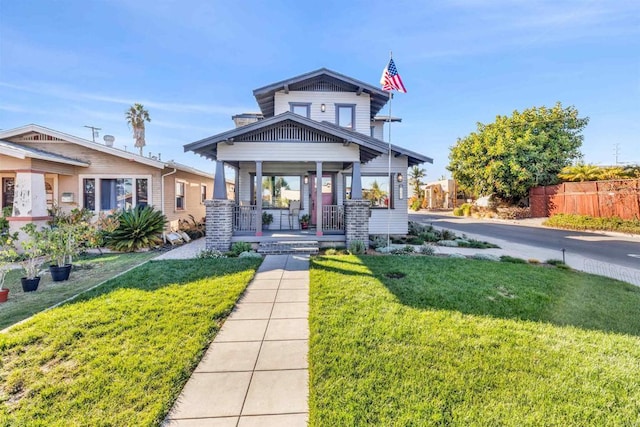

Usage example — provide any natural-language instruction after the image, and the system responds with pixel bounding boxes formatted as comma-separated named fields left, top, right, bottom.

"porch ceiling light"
left=304, top=175, right=309, bottom=184
left=397, top=173, right=403, bottom=183
left=321, top=103, right=326, bottom=112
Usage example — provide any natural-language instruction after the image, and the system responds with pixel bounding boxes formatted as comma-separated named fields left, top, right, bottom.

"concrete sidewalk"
left=164, top=254, right=309, bottom=427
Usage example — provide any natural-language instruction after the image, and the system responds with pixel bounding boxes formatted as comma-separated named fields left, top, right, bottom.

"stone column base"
left=344, top=199, right=370, bottom=249
left=205, top=199, right=234, bottom=252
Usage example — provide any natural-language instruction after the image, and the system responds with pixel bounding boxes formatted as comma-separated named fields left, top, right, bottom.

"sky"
left=1, top=0, right=638, bottom=181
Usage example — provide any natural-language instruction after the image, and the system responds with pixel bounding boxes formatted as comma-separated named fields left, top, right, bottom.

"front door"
left=310, top=174, right=333, bottom=225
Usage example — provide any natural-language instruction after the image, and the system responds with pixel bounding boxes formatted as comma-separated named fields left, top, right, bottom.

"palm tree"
left=125, top=103, right=151, bottom=156
left=557, top=163, right=601, bottom=182
left=409, top=166, right=426, bottom=198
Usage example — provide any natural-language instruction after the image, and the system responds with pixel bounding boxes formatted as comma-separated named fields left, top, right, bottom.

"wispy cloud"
left=0, top=81, right=248, bottom=116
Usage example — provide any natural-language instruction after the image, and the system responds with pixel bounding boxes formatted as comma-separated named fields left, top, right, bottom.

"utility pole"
left=614, top=143, right=621, bottom=165
left=84, top=125, right=101, bottom=143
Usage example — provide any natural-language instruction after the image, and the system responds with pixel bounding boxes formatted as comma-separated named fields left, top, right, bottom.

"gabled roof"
left=0, top=139, right=90, bottom=167
left=0, top=124, right=167, bottom=168
left=184, top=111, right=432, bottom=166
left=253, top=68, right=390, bottom=119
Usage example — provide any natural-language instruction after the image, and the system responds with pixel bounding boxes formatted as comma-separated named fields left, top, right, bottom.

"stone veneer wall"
left=344, top=199, right=370, bottom=249
left=205, top=199, right=234, bottom=251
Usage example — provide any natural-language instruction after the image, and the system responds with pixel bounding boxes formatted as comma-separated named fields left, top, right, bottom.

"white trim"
left=78, top=174, right=153, bottom=213
left=175, top=179, right=186, bottom=211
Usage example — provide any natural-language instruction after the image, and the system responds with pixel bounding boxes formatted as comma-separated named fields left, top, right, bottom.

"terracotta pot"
left=0, top=288, right=9, bottom=303
left=21, top=277, right=41, bottom=292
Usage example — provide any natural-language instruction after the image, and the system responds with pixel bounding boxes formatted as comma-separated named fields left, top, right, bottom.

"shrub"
left=239, top=251, right=262, bottom=259
left=179, top=214, right=205, bottom=239
left=500, top=255, right=527, bottom=264
left=348, top=240, right=366, bottom=255
left=473, top=253, right=500, bottom=261
left=452, top=207, right=464, bottom=216
left=197, top=249, right=226, bottom=259
left=408, top=221, right=429, bottom=236
left=407, top=236, right=424, bottom=245
left=440, top=229, right=456, bottom=240
left=410, top=198, right=421, bottom=211
left=419, top=244, right=435, bottom=255
left=461, top=203, right=473, bottom=216
left=231, top=242, right=253, bottom=256
left=106, top=206, right=167, bottom=252
left=420, top=231, right=440, bottom=242
left=544, top=213, right=640, bottom=234
left=369, top=235, right=388, bottom=249
left=457, top=239, right=500, bottom=249
left=437, top=240, right=459, bottom=247
left=546, top=259, right=571, bottom=269
left=528, top=259, right=540, bottom=264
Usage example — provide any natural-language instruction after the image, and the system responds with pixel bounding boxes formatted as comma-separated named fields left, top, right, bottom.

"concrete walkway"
left=164, top=254, right=309, bottom=427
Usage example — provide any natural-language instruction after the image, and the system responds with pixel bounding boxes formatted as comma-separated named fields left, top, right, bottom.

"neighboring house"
left=0, top=124, right=229, bottom=235
left=184, top=68, right=433, bottom=250
left=423, top=179, right=457, bottom=209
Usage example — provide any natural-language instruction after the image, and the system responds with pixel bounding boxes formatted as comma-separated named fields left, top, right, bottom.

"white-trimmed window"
left=345, top=175, right=393, bottom=208
left=336, top=104, right=355, bottom=129
left=80, top=175, right=150, bottom=212
left=176, top=181, right=185, bottom=210
left=201, top=184, right=207, bottom=203
left=289, top=102, right=311, bottom=118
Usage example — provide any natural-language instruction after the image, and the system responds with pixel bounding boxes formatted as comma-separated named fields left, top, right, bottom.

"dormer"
left=252, top=68, right=391, bottom=137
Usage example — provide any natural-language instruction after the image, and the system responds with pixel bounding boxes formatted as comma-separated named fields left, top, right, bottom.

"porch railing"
left=322, top=205, right=344, bottom=231
left=233, top=205, right=257, bottom=232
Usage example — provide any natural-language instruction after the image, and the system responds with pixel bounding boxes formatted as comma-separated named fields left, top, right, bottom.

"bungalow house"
left=0, top=124, right=230, bottom=235
left=184, top=68, right=432, bottom=251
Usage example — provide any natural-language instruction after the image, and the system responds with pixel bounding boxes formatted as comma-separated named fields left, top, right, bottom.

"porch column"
left=255, top=161, right=263, bottom=236
left=315, top=161, right=323, bottom=236
left=7, top=169, right=51, bottom=241
left=351, top=161, right=362, bottom=199
left=213, top=160, right=227, bottom=199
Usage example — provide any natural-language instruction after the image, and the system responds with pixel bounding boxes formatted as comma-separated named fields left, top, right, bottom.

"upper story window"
left=336, top=104, right=355, bottom=129
left=289, top=102, right=311, bottom=118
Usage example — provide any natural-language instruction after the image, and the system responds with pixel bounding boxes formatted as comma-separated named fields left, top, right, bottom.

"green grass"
left=0, top=257, right=261, bottom=426
left=0, top=251, right=158, bottom=330
left=544, top=213, right=640, bottom=234
left=309, top=255, right=640, bottom=426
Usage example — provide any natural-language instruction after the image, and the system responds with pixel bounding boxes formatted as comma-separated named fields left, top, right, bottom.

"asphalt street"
left=409, top=212, right=640, bottom=271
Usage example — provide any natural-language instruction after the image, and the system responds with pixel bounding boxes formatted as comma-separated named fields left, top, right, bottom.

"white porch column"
left=213, top=160, right=227, bottom=199
left=315, top=161, right=323, bottom=236
left=256, top=161, right=263, bottom=236
left=7, top=169, right=50, bottom=239
left=351, top=161, right=363, bottom=199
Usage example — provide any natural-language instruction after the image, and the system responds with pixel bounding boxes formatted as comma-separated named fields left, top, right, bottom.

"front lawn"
left=309, top=255, right=640, bottom=426
left=0, top=258, right=261, bottom=426
left=0, top=251, right=158, bottom=330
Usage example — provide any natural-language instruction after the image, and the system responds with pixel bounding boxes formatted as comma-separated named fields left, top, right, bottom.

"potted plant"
left=0, top=231, right=18, bottom=302
left=299, top=214, right=310, bottom=230
left=20, top=223, right=47, bottom=292
left=262, top=212, right=273, bottom=230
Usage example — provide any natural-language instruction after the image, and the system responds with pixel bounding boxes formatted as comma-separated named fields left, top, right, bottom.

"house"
left=0, top=124, right=231, bottom=235
left=184, top=68, right=432, bottom=251
left=423, top=179, right=457, bottom=209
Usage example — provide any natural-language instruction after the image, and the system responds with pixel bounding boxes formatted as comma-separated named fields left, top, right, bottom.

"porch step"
left=258, top=240, right=319, bottom=255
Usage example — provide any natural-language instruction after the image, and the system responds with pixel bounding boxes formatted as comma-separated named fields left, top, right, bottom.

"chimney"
left=232, top=113, right=264, bottom=128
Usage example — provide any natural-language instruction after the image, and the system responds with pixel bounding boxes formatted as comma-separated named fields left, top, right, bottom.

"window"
left=2, top=177, right=15, bottom=210
left=290, top=102, right=311, bottom=118
left=345, top=175, right=392, bottom=208
left=201, top=184, right=207, bottom=203
left=80, top=176, right=149, bottom=212
left=176, top=181, right=185, bottom=210
left=370, top=126, right=375, bottom=138
left=253, top=175, right=301, bottom=208
left=336, top=104, right=355, bottom=129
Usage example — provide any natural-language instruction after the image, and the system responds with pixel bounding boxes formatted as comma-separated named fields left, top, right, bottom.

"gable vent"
left=235, top=120, right=342, bottom=143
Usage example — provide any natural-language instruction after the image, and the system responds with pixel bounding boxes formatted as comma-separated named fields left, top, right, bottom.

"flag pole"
left=386, top=51, right=392, bottom=249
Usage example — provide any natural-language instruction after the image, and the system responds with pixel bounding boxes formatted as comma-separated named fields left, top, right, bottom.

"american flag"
left=380, top=58, right=407, bottom=93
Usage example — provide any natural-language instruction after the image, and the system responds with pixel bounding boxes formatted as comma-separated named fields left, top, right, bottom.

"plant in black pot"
left=20, top=223, right=47, bottom=292
left=44, top=223, right=84, bottom=281
left=262, top=212, right=274, bottom=230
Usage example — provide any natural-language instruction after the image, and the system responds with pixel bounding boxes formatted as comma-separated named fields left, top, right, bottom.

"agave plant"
left=106, top=206, right=167, bottom=252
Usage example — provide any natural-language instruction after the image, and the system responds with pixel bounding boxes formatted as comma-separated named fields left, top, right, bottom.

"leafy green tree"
left=125, top=103, right=151, bottom=156
left=447, top=102, right=588, bottom=203
left=409, top=166, right=426, bottom=199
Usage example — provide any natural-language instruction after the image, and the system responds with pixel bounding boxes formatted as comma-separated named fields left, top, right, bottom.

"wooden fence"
left=530, top=179, right=640, bottom=219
